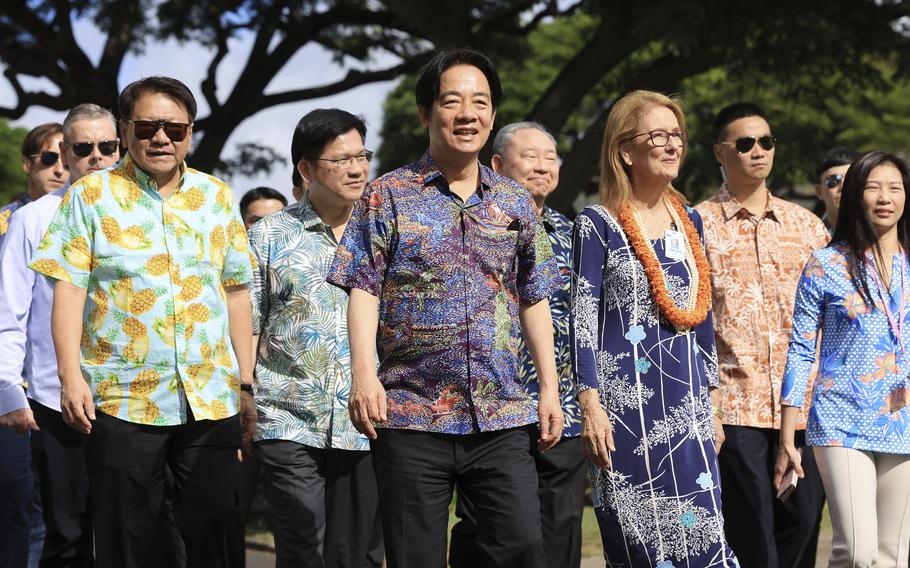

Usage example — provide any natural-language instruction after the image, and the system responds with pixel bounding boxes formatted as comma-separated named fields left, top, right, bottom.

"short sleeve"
left=781, top=252, right=826, bottom=407
left=516, top=194, right=560, bottom=305
left=221, top=203, right=255, bottom=287
left=327, top=182, right=393, bottom=296
left=248, top=219, right=270, bottom=336
left=29, top=187, right=93, bottom=288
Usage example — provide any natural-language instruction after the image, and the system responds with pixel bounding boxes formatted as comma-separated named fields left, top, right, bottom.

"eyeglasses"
left=823, top=173, right=845, bottom=189
left=127, top=120, right=191, bottom=142
left=29, top=151, right=62, bottom=167
left=623, top=129, right=688, bottom=147
left=720, top=135, right=776, bottom=154
left=316, top=150, right=374, bottom=171
left=70, top=140, right=119, bottom=157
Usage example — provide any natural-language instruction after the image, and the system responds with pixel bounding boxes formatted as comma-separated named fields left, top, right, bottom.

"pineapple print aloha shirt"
left=30, top=154, right=254, bottom=426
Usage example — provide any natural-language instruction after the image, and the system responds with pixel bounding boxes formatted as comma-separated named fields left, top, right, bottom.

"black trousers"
left=450, top=436, right=587, bottom=568
left=371, top=426, right=546, bottom=568
left=29, top=400, right=93, bottom=567
left=83, top=412, right=245, bottom=568
left=256, top=440, right=383, bottom=568
left=0, top=424, right=33, bottom=567
left=718, top=426, right=825, bottom=568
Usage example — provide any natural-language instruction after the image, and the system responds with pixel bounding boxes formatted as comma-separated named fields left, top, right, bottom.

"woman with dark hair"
left=777, top=151, right=910, bottom=567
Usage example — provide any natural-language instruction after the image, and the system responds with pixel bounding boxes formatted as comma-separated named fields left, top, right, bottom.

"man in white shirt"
left=0, top=103, right=120, bottom=567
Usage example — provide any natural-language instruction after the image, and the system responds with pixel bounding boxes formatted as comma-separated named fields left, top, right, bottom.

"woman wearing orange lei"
left=570, top=90, right=736, bottom=566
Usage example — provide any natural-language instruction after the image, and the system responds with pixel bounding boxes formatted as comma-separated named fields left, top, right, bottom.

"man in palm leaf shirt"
left=248, top=108, right=382, bottom=568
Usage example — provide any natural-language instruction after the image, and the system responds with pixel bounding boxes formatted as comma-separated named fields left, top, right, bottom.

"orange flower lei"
left=618, top=195, right=712, bottom=330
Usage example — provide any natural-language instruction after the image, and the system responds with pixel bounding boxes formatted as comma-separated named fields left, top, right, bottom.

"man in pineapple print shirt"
left=30, top=77, right=256, bottom=567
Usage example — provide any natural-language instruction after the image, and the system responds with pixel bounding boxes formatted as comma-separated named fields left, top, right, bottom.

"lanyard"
left=867, top=250, right=906, bottom=353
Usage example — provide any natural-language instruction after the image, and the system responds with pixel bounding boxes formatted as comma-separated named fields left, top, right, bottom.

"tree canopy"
left=378, top=1, right=910, bottom=212
left=0, top=119, right=28, bottom=205
left=0, top=0, right=577, bottom=178
left=2, top=0, right=909, bottom=211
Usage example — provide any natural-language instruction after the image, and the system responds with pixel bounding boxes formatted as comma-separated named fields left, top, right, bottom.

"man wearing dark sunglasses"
left=1, top=123, right=67, bottom=246
left=0, top=104, right=120, bottom=567
left=60, top=103, right=121, bottom=184
left=30, top=76, right=255, bottom=567
left=695, top=103, right=829, bottom=568
left=814, top=147, right=860, bottom=233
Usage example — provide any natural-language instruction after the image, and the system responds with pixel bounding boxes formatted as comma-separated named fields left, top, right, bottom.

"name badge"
left=665, top=230, right=685, bottom=261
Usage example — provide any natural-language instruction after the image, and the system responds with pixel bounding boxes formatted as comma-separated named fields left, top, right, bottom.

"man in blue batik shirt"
left=450, top=122, right=586, bottom=568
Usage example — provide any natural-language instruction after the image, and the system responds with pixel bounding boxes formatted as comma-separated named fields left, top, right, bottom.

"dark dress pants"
left=1, top=424, right=33, bottom=567
left=83, top=412, right=245, bottom=568
left=29, top=400, right=93, bottom=567
left=450, top=435, right=587, bottom=568
left=371, top=426, right=546, bottom=568
left=257, top=440, right=383, bottom=568
left=718, top=426, right=825, bottom=568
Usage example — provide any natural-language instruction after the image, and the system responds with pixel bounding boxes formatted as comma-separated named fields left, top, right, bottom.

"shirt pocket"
left=473, top=219, right=519, bottom=277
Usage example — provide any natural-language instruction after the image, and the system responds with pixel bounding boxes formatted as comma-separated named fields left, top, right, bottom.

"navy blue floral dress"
left=570, top=205, right=738, bottom=567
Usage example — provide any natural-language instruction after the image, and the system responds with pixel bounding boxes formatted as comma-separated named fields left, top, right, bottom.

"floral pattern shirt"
left=782, top=244, right=910, bottom=453
left=327, top=152, right=561, bottom=434
left=695, top=185, right=829, bottom=429
left=30, top=155, right=254, bottom=426
left=249, top=195, right=369, bottom=451
left=518, top=206, right=579, bottom=436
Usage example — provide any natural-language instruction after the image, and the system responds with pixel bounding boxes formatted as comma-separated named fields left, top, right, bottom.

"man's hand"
left=0, top=408, right=39, bottom=434
left=579, top=389, right=615, bottom=469
left=60, top=377, right=95, bottom=434
left=239, top=390, right=257, bottom=460
left=349, top=374, right=386, bottom=440
left=713, top=415, right=725, bottom=455
left=537, top=391, right=564, bottom=452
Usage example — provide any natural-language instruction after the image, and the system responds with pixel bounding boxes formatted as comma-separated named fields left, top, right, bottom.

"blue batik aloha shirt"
left=518, top=205, right=579, bottom=437
left=782, top=243, right=910, bottom=453
left=327, top=151, right=561, bottom=434
left=249, top=195, right=369, bottom=451
left=30, top=154, right=254, bottom=426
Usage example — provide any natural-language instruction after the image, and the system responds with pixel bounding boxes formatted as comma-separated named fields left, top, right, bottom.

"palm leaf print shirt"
left=249, top=195, right=369, bottom=451
left=29, top=155, right=254, bottom=426
left=327, top=152, right=561, bottom=434
left=518, top=206, right=580, bottom=436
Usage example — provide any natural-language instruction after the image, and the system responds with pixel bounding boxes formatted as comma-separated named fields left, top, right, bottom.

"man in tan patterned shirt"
left=696, top=103, right=829, bottom=568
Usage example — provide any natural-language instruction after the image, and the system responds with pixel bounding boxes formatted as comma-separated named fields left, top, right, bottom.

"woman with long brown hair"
left=570, top=90, right=736, bottom=566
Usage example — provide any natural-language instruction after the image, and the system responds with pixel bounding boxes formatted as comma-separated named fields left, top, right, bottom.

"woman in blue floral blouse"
left=777, top=151, right=910, bottom=567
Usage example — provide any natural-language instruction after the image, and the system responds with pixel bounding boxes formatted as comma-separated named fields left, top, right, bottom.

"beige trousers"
left=814, top=446, right=910, bottom=567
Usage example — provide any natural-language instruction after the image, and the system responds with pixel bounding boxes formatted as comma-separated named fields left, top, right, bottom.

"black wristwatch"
left=240, top=383, right=253, bottom=393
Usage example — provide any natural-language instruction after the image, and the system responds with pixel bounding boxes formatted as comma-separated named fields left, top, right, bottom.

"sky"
left=1, top=16, right=399, bottom=202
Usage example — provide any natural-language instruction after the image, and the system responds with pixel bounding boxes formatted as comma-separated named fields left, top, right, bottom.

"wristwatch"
left=240, top=383, right=253, bottom=393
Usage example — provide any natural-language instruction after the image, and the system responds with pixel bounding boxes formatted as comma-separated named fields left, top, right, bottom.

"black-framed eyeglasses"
left=622, top=129, right=688, bottom=147
left=316, top=150, right=374, bottom=170
left=720, top=135, right=776, bottom=154
left=70, top=140, right=119, bottom=157
left=823, top=173, right=845, bottom=189
left=30, top=151, right=61, bottom=167
left=127, top=119, right=191, bottom=142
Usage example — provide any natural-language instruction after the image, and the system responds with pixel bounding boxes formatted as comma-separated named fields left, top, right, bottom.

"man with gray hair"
left=0, top=103, right=120, bottom=566
left=450, top=122, right=586, bottom=568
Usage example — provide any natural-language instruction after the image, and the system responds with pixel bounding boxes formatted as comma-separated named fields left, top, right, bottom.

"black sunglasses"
left=71, top=140, right=119, bottom=157
left=721, top=135, right=776, bottom=154
left=823, top=173, right=845, bottom=189
left=127, top=119, right=191, bottom=142
left=30, top=151, right=61, bottom=167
